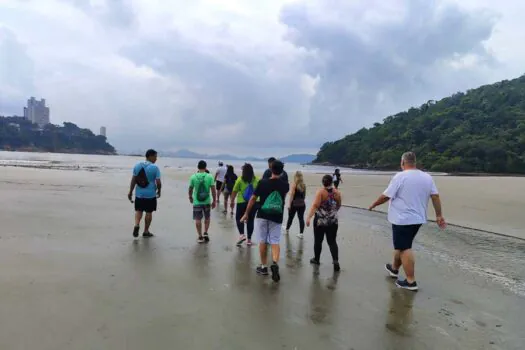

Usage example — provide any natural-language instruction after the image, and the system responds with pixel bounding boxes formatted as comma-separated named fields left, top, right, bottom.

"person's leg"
left=269, top=221, right=282, bottom=282
left=297, top=206, right=306, bottom=233
left=312, top=224, right=325, bottom=262
left=247, top=203, right=258, bottom=242
left=392, top=250, right=402, bottom=270
left=257, top=219, right=269, bottom=266
left=193, top=206, right=204, bottom=240
left=235, top=203, right=246, bottom=235
left=325, top=224, right=339, bottom=262
left=134, top=211, right=143, bottom=227
left=204, top=205, right=211, bottom=241
left=144, top=212, right=153, bottom=233
left=400, top=249, right=416, bottom=283
left=286, top=207, right=297, bottom=231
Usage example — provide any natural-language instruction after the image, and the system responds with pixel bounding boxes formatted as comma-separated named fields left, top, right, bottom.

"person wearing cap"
left=215, top=161, right=227, bottom=203
left=128, top=149, right=162, bottom=238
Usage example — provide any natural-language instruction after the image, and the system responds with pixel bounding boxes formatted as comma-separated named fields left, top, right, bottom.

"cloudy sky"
left=1, top=0, right=524, bottom=156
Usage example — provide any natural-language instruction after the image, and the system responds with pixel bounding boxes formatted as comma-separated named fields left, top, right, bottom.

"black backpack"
left=136, top=164, right=150, bottom=188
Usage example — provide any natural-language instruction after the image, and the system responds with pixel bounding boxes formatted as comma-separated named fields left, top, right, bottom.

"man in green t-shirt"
left=188, top=160, right=217, bottom=243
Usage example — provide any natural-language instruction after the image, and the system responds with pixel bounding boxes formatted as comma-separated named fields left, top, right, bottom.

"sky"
left=1, top=0, right=524, bottom=156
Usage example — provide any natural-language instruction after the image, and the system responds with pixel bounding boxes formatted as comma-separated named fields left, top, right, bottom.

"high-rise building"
left=23, top=97, right=50, bottom=127
left=100, top=126, right=107, bottom=137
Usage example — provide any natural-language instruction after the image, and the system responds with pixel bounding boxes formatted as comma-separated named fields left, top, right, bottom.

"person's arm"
left=288, top=183, right=296, bottom=208
left=369, top=194, right=390, bottom=210
left=128, top=176, right=136, bottom=202
left=430, top=179, right=446, bottom=228
left=210, top=177, right=217, bottom=208
left=155, top=167, right=162, bottom=198
left=242, top=195, right=257, bottom=221
left=335, top=190, right=342, bottom=210
left=230, top=179, right=241, bottom=209
left=369, top=175, right=398, bottom=210
left=188, top=177, right=194, bottom=204
left=306, top=190, right=323, bottom=226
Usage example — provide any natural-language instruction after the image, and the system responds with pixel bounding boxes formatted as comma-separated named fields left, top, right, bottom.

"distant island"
left=315, top=75, right=525, bottom=174
left=157, top=149, right=315, bottom=164
left=0, top=116, right=116, bottom=155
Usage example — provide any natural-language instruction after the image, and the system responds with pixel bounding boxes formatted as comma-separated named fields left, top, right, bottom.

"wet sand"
left=0, top=167, right=524, bottom=349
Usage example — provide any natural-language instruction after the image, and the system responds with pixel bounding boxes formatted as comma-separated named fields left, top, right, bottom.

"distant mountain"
left=280, top=154, right=316, bottom=164
left=160, top=149, right=315, bottom=164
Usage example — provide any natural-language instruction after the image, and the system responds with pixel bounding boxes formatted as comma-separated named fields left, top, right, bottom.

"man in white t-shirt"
left=214, top=161, right=227, bottom=203
left=369, top=152, right=446, bottom=291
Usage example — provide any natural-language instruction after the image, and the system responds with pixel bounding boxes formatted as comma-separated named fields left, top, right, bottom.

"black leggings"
left=313, top=223, right=339, bottom=262
left=236, top=202, right=257, bottom=239
left=286, top=205, right=306, bottom=233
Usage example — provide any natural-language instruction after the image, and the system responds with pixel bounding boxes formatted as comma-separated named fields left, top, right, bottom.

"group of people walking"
left=128, top=150, right=446, bottom=291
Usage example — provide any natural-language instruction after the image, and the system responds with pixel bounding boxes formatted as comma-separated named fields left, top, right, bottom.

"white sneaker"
left=297, top=233, right=304, bottom=239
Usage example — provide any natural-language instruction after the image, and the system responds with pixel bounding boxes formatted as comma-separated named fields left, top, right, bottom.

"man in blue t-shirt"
left=128, top=149, right=162, bottom=238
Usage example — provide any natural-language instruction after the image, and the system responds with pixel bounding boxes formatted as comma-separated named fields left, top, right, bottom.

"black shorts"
left=193, top=205, right=211, bottom=220
left=392, top=224, right=422, bottom=251
left=135, top=197, right=157, bottom=213
left=216, top=181, right=223, bottom=191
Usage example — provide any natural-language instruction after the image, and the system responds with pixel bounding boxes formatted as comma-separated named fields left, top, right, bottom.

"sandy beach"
left=0, top=166, right=524, bottom=349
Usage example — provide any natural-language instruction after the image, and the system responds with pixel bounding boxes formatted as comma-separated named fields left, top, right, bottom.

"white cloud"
left=0, top=0, right=524, bottom=154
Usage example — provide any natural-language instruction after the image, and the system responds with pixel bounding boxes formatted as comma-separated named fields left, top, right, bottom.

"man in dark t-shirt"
left=242, top=160, right=289, bottom=282
left=262, top=157, right=289, bottom=183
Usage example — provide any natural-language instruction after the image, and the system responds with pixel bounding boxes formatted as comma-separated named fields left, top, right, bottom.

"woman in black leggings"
left=286, top=171, right=306, bottom=238
left=306, top=174, right=342, bottom=272
left=230, top=163, right=259, bottom=246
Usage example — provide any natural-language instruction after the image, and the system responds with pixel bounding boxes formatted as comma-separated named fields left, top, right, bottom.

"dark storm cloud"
left=279, top=0, right=497, bottom=144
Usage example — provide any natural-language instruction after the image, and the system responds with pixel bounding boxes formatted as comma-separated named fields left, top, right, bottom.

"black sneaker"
left=310, top=258, right=320, bottom=265
left=396, top=279, right=418, bottom=291
left=143, top=232, right=154, bottom=238
left=256, top=266, right=269, bottom=275
left=333, top=262, right=341, bottom=272
left=132, top=226, right=140, bottom=238
left=385, top=264, right=399, bottom=278
left=197, top=236, right=205, bottom=244
left=270, top=264, right=280, bottom=282
left=203, top=233, right=210, bottom=243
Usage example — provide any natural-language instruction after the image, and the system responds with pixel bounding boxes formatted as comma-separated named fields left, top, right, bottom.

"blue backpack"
left=243, top=183, right=254, bottom=201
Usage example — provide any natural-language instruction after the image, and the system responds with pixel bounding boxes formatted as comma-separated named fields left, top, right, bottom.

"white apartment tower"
left=23, top=97, right=50, bottom=127
left=100, top=126, right=107, bottom=137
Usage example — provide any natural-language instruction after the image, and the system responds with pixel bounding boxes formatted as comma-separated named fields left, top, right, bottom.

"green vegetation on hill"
left=0, top=117, right=116, bottom=155
left=315, top=75, right=525, bottom=173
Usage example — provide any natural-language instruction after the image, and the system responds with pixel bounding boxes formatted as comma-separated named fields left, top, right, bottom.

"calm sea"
left=0, top=151, right=379, bottom=175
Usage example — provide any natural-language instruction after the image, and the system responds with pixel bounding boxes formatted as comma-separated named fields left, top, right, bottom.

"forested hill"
left=0, top=117, right=116, bottom=155
left=314, top=75, right=525, bottom=174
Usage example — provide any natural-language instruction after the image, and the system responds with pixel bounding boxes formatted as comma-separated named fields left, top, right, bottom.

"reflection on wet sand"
left=308, top=269, right=340, bottom=325
left=385, top=286, right=416, bottom=338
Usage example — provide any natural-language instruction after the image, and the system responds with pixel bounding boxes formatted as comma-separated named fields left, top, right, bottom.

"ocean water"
left=0, top=151, right=384, bottom=175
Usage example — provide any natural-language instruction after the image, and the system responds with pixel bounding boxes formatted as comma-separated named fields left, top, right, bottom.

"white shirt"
left=215, top=166, right=227, bottom=182
left=383, top=169, right=438, bottom=225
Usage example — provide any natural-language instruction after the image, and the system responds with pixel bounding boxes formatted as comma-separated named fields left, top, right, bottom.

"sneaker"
left=270, top=264, right=280, bottom=282
left=256, top=266, right=269, bottom=275
left=203, top=233, right=210, bottom=243
left=246, top=240, right=252, bottom=246
left=297, top=233, right=304, bottom=239
left=333, top=262, right=341, bottom=272
left=385, top=264, right=399, bottom=278
left=197, top=236, right=205, bottom=244
left=142, top=232, right=154, bottom=238
left=310, top=258, right=320, bottom=265
left=132, top=226, right=140, bottom=238
left=396, top=279, right=418, bottom=291
left=236, top=235, right=247, bottom=247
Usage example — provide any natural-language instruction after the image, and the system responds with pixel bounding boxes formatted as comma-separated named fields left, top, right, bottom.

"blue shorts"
left=392, top=224, right=422, bottom=251
left=255, top=218, right=282, bottom=245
